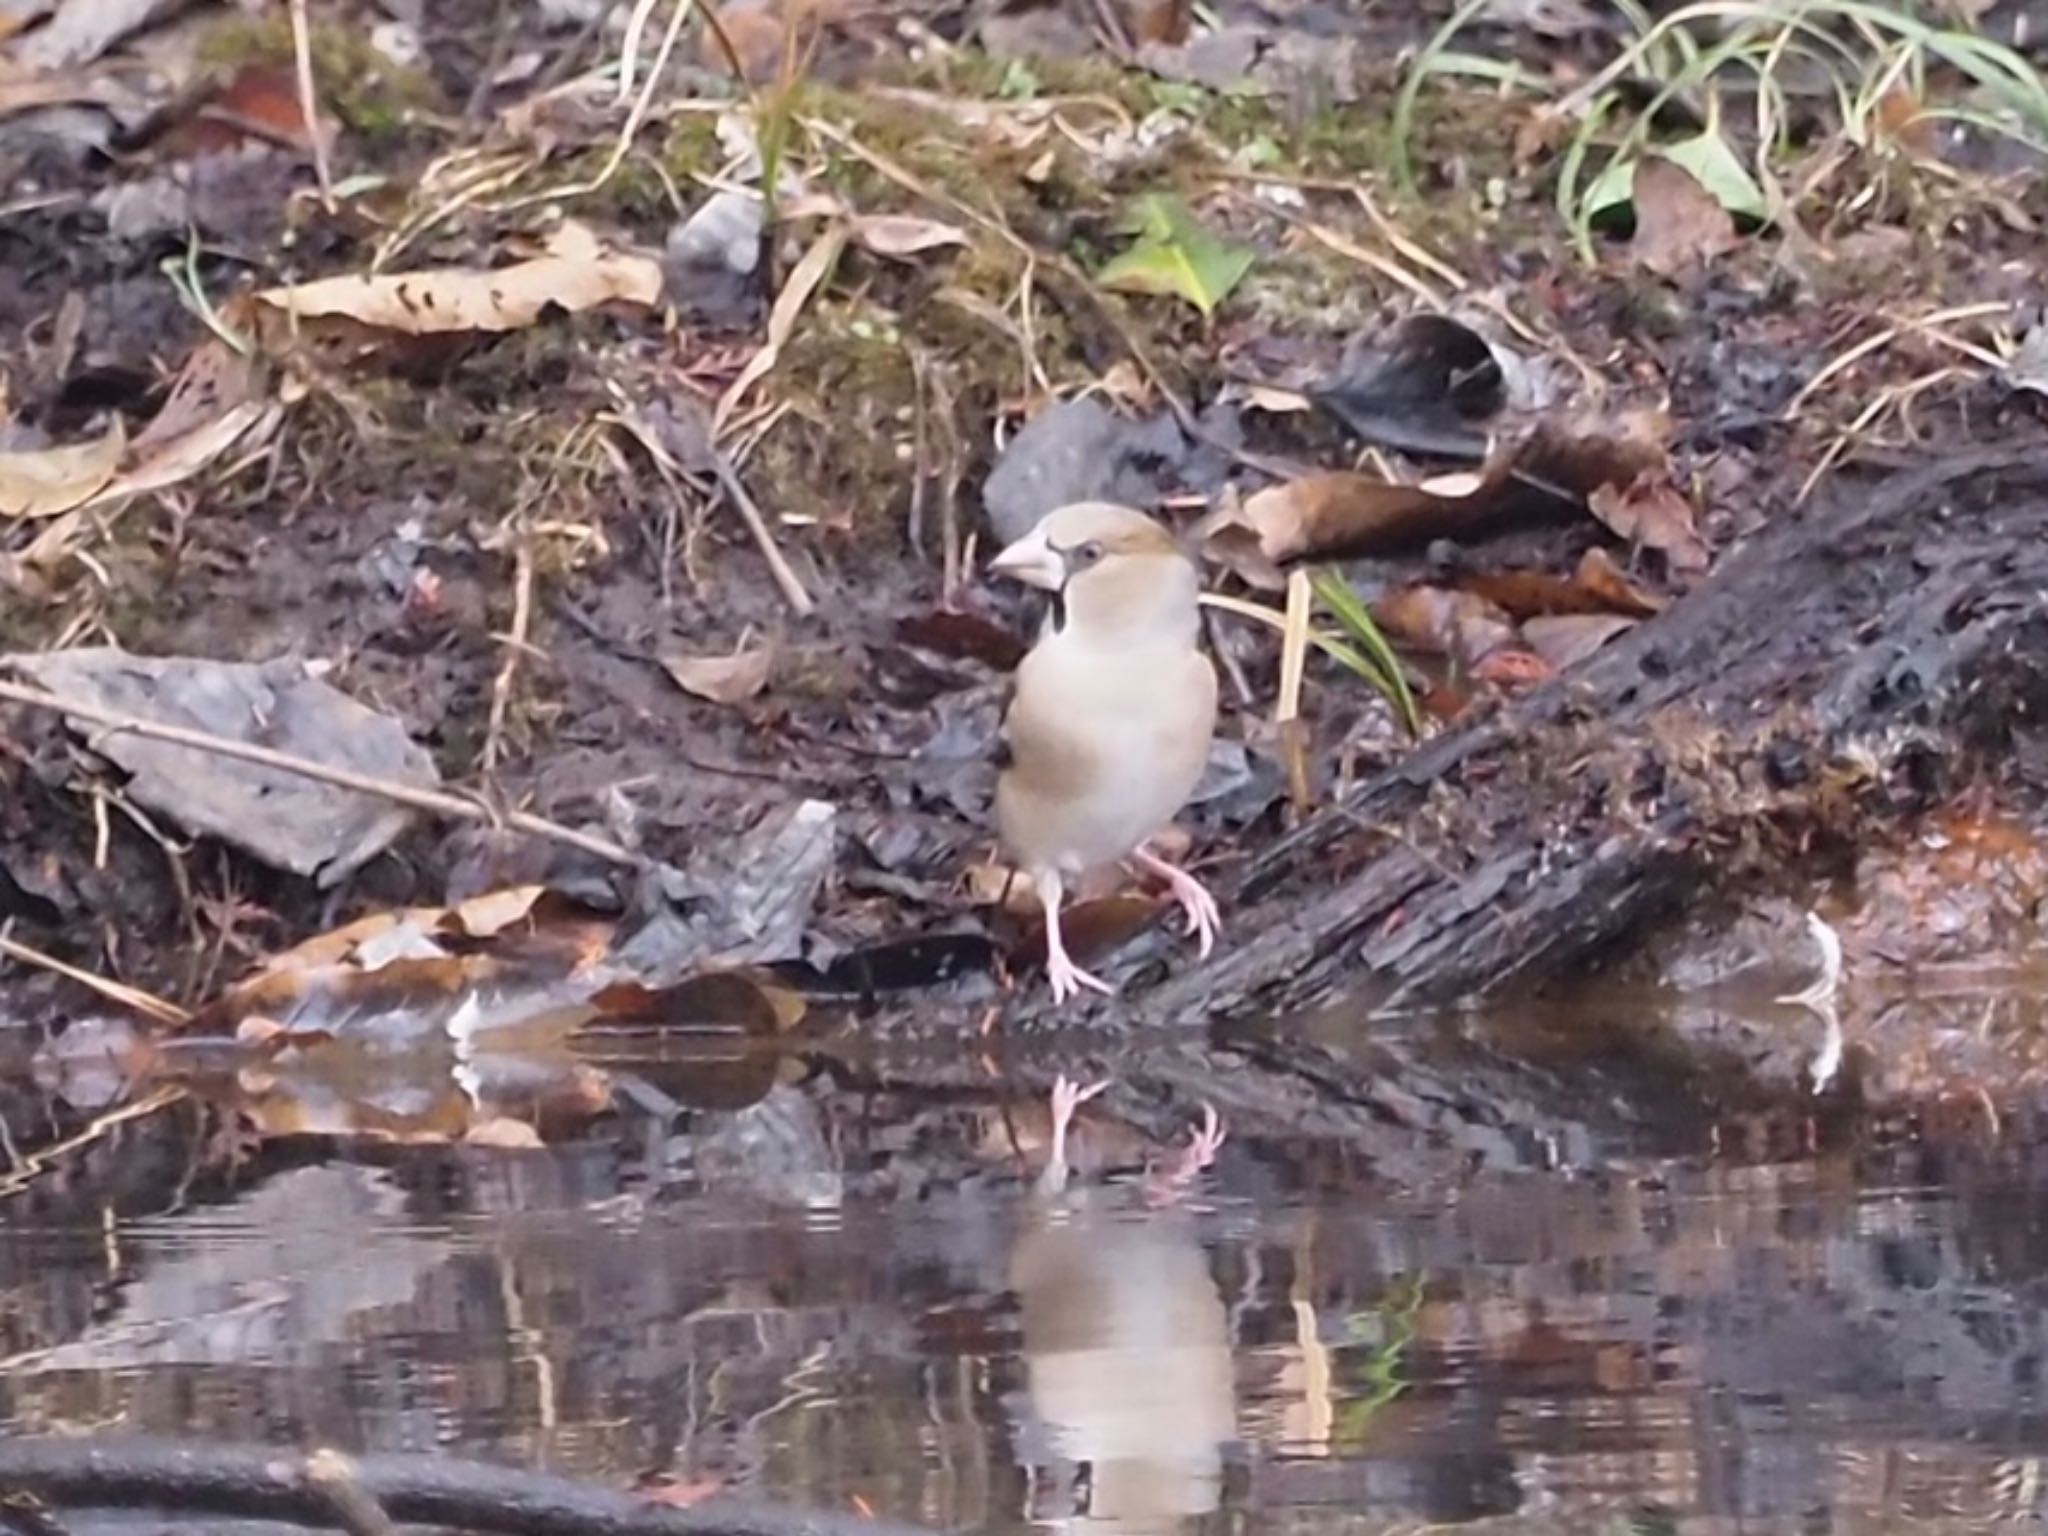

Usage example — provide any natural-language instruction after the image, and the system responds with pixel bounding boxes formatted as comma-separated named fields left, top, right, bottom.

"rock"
left=981, top=398, right=1187, bottom=545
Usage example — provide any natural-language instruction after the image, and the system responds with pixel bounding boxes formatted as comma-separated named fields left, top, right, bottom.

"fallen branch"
left=0, top=1437, right=934, bottom=1536
left=0, top=679, right=638, bottom=869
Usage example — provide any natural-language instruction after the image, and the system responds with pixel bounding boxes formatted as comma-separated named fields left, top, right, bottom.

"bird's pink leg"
left=1039, top=1073, right=1111, bottom=1195
left=1037, top=871, right=1115, bottom=1004
left=1130, top=846, right=1222, bottom=959
left=1144, top=1103, right=1227, bottom=1207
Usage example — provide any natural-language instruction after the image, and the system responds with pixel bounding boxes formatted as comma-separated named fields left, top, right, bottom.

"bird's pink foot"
left=1046, top=947, right=1116, bottom=1005
left=1144, top=1103, right=1226, bottom=1206
left=1131, top=847, right=1223, bottom=959
left=1040, top=881, right=1116, bottom=1004
left=1048, top=1074, right=1110, bottom=1158
left=1039, top=1074, right=1110, bottom=1195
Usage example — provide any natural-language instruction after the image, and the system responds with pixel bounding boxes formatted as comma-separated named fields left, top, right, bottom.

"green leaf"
left=1658, top=131, right=1766, bottom=222
left=1585, top=131, right=1767, bottom=225
left=1096, top=194, right=1255, bottom=318
left=1308, top=567, right=1421, bottom=738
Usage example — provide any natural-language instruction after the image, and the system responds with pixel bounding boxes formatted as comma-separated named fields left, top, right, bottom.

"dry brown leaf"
left=1200, top=459, right=1525, bottom=588
left=716, top=223, right=847, bottom=428
left=850, top=213, right=969, bottom=258
left=1372, top=585, right=1517, bottom=662
left=81, top=401, right=276, bottom=511
left=1575, top=546, right=1666, bottom=616
left=0, top=417, right=123, bottom=519
left=1588, top=473, right=1710, bottom=575
left=0, top=65, right=136, bottom=119
left=1630, top=156, right=1737, bottom=277
left=255, top=221, right=662, bottom=336
left=464, top=1116, right=546, bottom=1149
left=1523, top=612, right=1637, bottom=671
left=699, top=4, right=786, bottom=81
left=662, top=641, right=775, bottom=704
left=445, top=885, right=548, bottom=938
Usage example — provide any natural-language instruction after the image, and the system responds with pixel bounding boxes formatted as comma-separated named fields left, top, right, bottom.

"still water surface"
left=4, top=1083, right=2048, bottom=1535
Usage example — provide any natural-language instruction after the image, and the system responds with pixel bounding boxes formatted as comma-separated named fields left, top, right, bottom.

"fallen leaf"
left=1629, top=154, right=1738, bottom=276
left=82, top=401, right=276, bottom=511
left=148, top=64, right=321, bottom=158
left=662, top=641, right=775, bottom=703
left=15, top=0, right=179, bottom=68
left=1241, top=384, right=1311, bottom=413
left=1515, top=407, right=1672, bottom=499
left=716, top=222, right=847, bottom=428
left=1197, top=452, right=1536, bottom=588
left=1523, top=612, right=1637, bottom=670
left=1470, top=648, right=1554, bottom=685
left=0, top=417, right=124, bottom=519
left=1372, top=585, right=1517, bottom=664
left=1587, top=133, right=1767, bottom=225
left=698, top=3, right=785, bottom=82
left=1574, top=546, right=1666, bottom=616
left=1097, top=193, right=1254, bottom=317
left=0, top=64, right=137, bottom=120
left=254, top=221, right=662, bottom=336
left=850, top=212, right=970, bottom=258
left=3, top=647, right=442, bottom=887
left=1310, top=313, right=1504, bottom=458
left=445, top=885, right=548, bottom=939
left=1124, top=0, right=1191, bottom=44
left=1588, top=473, right=1710, bottom=575
left=465, top=1116, right=545, bottom=1149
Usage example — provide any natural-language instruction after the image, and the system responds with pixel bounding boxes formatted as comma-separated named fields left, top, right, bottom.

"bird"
left=987, top=501, right=1222, bottom=1004
left=1011, top=1076, right=1233, bottom=1534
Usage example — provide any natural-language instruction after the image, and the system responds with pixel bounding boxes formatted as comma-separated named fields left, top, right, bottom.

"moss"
left=196, top=12, right=442, bottom=151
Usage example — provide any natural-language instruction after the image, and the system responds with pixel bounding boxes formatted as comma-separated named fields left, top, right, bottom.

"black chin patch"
left=1049, top=581, right=1069, bottom=633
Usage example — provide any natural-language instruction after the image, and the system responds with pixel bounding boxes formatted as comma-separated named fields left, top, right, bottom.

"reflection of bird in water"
left=1010, top=1077, right=1234, bottom=1536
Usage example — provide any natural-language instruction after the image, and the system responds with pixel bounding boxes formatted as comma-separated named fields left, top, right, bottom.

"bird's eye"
left=1073, top=541, right=1105, bottom=567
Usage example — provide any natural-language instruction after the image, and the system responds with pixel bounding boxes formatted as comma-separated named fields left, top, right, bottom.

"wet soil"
left=7, top=0, right=2048, bottom=1185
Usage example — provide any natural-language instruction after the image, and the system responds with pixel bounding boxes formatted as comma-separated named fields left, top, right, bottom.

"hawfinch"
left=988, top=502, right=1222, bottom=1003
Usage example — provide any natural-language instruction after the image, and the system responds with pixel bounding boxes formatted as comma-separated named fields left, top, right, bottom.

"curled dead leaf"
left=1588, top=473, right=1710, bottom=575
left=1630, top=155, right=1738, bottom=278
left=255, top=221, right=662, bottom=337
left=1198, top=456, right=1531, bottom=588
left=1575, top=546, right=1666, bottom=616
left=662, top=641, right=775, bottom=704
left=849, top=213, right=970, bottom=259
left=1523, top=612, right=1637, bottom=671
left=0, top=418, right=125, bottom=519
left=1372, top=585, right=1517, bottom=663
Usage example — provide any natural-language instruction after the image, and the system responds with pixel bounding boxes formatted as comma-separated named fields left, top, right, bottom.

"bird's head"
left=988, top=502, right=1199, bottom=642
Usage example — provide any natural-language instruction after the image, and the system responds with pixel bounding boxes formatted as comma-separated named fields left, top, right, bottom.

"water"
left=6, top=1083, right=2048, bottom=1535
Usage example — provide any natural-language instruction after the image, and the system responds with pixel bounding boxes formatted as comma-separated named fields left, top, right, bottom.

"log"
left=1085, top=443, right=2048, bottom=1025
left=0, top=1437, right=934, bottom=1536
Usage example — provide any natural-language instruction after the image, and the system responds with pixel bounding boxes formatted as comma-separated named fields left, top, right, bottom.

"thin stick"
left=705, top=446, right=816, bottom=616
left=506, top=0, right=695, bottom=209
left=0, top=680, right=639, bottom=868
left=484, top=531, right=536, bottom=772
left=287, top=0, right=334, bottom=211
left=0, top=1085, right=188, bottom=1202
left=0, top=935, right=188, bottom=1025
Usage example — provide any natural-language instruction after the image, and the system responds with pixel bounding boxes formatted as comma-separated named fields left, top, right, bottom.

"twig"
left=704, top=443, right=816, bottom=617
left=507, top=0, right=696, bottom=209
left=0, top=1086, right=188, bottom=1201
left=286, top=0, right=334, bottom=211
left=0, top=680, right=639, bottom=868
left=0, top=935, right=188, bottom=1025
left=483, top=528, right=536, bottom=772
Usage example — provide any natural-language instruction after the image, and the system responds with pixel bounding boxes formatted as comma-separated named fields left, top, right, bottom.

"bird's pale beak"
left=988, top=529, right=1066, bottom=591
